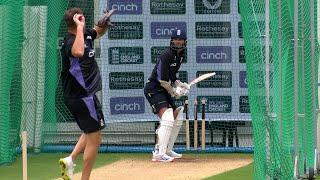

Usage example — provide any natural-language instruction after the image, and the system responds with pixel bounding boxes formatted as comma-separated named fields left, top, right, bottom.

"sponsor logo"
left=151, top=46, right=187, bottom=63
left=239, top=71, right=247, bottom=88
left=108, top=0, right=142, bottom=14
left=108, top=22, right=143, bottom=39
left=174, top=96, right=188, bottom=107
left=109, top=72, right=144, bottom=89
left=150, top=0, right=186, bottom=14
left=196, top=46, right=231, bottom=63
left=151, top=22, right=187, bottom=39
left=238, top=22, right=242, bottom=38
left=108, top=47, right=144, bottom=64
left=197, top=96, right=232, bottom=113
left=195, top=22, right=231, bottom=38
left=239, top=96, right=250, bottom=113
left=239, top=46, right=245, bottom=63
left=195, top=0, right=230, bottom=14
left=196, top=71, right=232, bottom=88
left=176, top=71, right=188, bottom=83
left=110, top=97, right=145, bottom=114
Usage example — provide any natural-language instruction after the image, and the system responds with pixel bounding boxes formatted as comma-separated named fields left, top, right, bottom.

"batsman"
left=144, top=29, right=190, bottom=162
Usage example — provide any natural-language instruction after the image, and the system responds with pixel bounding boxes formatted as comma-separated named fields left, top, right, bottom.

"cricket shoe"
left=152, top=152, right=174, bottom=162
left=167, top=150, right=182, bottom=159
left=59, top=156, right=75, bottom=180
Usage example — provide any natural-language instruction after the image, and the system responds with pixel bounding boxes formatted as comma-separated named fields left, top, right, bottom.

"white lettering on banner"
left=110, top=76, right=143, bottom=82
left=155, top=28, right=176, bottom=36
left=120, top=54, right=140, bottom=63
left=151, top=2, right=184, bottom=8
left=113, top=25, right=141, bottom=31
left=201, top=52, right=227, bottom=60
left=111, top=49, right=120, bottom=64
left=112, top=3, right=138, bottom=12
left=115, top=103, right=141, bottom=111
left=208, top=103, right=229, bottom=111
left=196, top=26, right=229, bottom=32
left=240, top=97, right=248, bottom=104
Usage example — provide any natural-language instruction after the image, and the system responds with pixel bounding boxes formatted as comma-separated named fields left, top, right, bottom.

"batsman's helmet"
left=170, top=29, right=187, bottom=51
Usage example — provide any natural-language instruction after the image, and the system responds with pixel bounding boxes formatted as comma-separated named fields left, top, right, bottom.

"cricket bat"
left=189, top=72, right=216, bottom=87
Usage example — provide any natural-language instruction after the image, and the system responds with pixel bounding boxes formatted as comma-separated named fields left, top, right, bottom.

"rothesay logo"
left=109, top=72, right=144, bottom=89
left=109, top=22, right=143, bottom=39
left=150, top=0, right=186, bottom=14
left=196, top=71, right=232, bottom=88
left=108, top=0, right=142, bottom=14
left=110, top=97, right=145, bottom=115
left=195, top=22, right=231, bottom=38
left=239, top=96, right=250, bottom=113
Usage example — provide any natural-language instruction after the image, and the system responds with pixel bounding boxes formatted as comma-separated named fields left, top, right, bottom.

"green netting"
left=239, top=0, right=319, bottom=179
left=0, top=0, right=67, bottom=164
left=0, top=0, right=24, bottom=165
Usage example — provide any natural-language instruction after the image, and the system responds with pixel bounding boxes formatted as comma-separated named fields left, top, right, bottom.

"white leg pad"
left=167, top=106, right=184, bottom=152
left=158, top=108, right=174, bottom=155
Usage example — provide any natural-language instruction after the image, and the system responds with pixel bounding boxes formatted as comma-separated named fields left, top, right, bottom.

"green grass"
left=204, top=163, right=253, bottom=180
left=0, top=153, right=120, bottom=180
left=0, top=153, right=252, bottom=180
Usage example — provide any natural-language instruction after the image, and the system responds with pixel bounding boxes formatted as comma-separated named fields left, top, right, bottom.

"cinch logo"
left=110, top=97, right=145, bottom=115
left=239, top=71, right=247, bottom=88
left=151, top=22, right=186, bottom=39
left=108, top=0, right=142, bottom=15
left=196, top=46, right=231, bottom=63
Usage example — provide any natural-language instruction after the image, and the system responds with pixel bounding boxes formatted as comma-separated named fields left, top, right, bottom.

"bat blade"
left=189, top=72, right=216, bottom=86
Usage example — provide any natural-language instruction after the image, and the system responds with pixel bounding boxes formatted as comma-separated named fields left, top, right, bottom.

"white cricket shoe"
left=167, top=150, right=182, bottom=159
left=59, top=156, right=74, bottom=180
left=152, top=152, right=174, bottom=162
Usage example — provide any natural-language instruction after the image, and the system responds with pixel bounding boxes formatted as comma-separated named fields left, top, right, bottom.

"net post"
left=21, top=131, right=28, bottom=180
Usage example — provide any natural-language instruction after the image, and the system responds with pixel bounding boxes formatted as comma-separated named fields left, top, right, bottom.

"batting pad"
left=158, top=108, right=174, bottom=155
left=167, top=106, right=184, bottom=152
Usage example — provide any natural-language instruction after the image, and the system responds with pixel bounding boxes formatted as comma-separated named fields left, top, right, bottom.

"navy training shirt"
left=61, top=29, right=102, bottom=98
left=148, top=47, right=185, bottom=90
